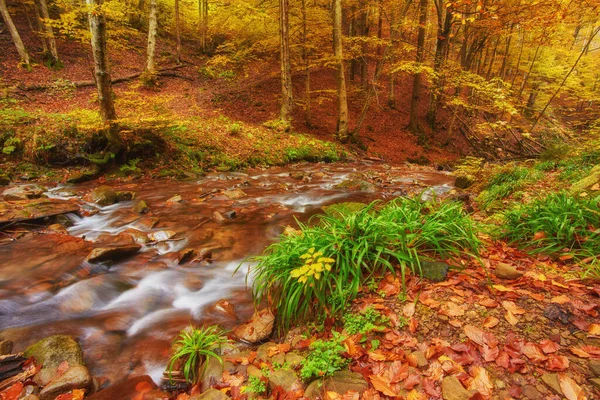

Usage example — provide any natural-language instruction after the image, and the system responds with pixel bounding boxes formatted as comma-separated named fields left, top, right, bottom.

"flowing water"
left=0, top=162, right=453, bottom=386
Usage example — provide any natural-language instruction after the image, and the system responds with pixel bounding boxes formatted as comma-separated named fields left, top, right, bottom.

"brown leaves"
left=467, top=366, right=493, bottom=397
left=502, top=301, right=525, bottom=325
left=521, top=342, right=547, bottom=362
left=539, top=339, right=560, bottom=354
left=482, top=316, right=499, bottom=328
left=546, top=355, right=570, bottom=371
left=464, top=325, right=486, bottom=347
left=369, top=375, right=396, bottom=397
left=440, top=301, right=465, bottom=317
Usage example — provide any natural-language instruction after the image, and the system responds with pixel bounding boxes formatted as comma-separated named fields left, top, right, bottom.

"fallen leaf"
left=482, top=344, right=499, bottom=362
left=441, top=302, right=465, bottom=317
left=533, top=232, right=547, bottom=240
left=370, top=375, right=397, bottom=397
left=551, top=295, right=571, bottom=304
left=492, top=284, right=514, bottom=292
left=501, top=301, right=526, bottom=315
left=403, top=302, right=416, bottom=318
left=551, top=280, right=569, bottom=288
left=464, top=325, right=486, bottom=346
left=468, top=366, right=493, bottom=397
left=521, top=342, right=548, bottom=362
left=546, top=355, right=570, bottom=371
left=540, top=339, right=560, bottom=354
left=403, top=374, right=421, bottom=390
left=570, top=347, right=590, bottom=358
left=479, top=297, right=499, bottom=308
left=449, top=319, right=463, bottom=328
left=588, top=324, right=600, bottom=336
left=505, top=310, right=519, bottom=325
left=558, top=373, right=585, bottom=400
left=406, top=389, right=426, bottom=400
left=483, top=316, right=499, bottom=328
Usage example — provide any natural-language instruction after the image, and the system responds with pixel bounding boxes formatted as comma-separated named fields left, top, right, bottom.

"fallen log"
left=17, top=65, right=191, bottom=91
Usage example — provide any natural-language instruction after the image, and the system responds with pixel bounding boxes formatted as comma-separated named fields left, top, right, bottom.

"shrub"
left=300, top=332, right=348, bottom=380
left=477, top=165, right=541, bottom=210
left=343, top=306, right=389, bottom=336
left=502, top=192, right=600, bottom=278
left=249, top=197, right=480, bottom=330
left=167, top=325, right=229, bottom=384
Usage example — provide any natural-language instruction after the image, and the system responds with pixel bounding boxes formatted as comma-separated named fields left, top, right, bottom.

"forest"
left=0, top=0, right=600, bottom=399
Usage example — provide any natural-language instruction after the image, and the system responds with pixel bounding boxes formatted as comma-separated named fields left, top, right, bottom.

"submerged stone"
left=91, top=186, right=118, bottom=206
left=3, top=184, right=46, bottom=200
left=86, top=244, right=142, bottom=263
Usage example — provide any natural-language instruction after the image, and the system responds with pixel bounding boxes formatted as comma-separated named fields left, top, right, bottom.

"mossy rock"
left=334, top=179, right=376, bottom=193
left=322, top=202, right=368, bottom=216
left=24, top=335, right=84, bottom=369
left=67, top=167, right=100, bottom=184
left=419, top=261, right=449, bottom=282
left=454, top=174, right=475, bottom=189
left=569, top=165, right=600, bottom=198
left=91, top=186, right=118, bottom=206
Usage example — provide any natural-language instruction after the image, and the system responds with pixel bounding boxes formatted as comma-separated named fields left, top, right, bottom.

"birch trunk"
left=0, top=0, right=31, bottom=67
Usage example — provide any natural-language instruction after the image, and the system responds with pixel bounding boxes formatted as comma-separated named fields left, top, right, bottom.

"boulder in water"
left=24, top=335, right=84, bottom=370
left=133, top=200, right=149, bottom=214
left=91, top=186, right=118, bottom=206
left=86, top=244, right=142, bottom=263
left=3, top=184, right=47, bottom=200
left=222, top=188, right=246, bottom=199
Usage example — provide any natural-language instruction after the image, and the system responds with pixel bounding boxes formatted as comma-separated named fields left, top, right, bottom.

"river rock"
left=285, top=351, right=305, bottom=368
left=201, top=356, right=224, bottom=392
left=0, top=174, right=10, bottom=186
left=223, top=189, right=246, bottom=199
left=46, top=223, right=68, bottom=234
left=495, top=262, right=523, bottom=280
left=233, top=308, right=275, bottom=343
left=116, top=191, right=136, bottom=202
left=442, top=375, right=471, bottom=400
left=0, top=339, right=13, bottom=355
left=39, top=364, right=92, bottom=400
left=178, top=248, right=196, bottom=264
left=149, top=230, right=176, bottom=242
left=455, top=175, right=475, bottom=189
left=86, top=375, right=157, bottom=400
left=166, top=194, right=183, bottom=204
left=3, top=184, right=46, bottom=200
left=570, top=165, right=600, bottom=197
left=304, top=371, right=368, bottom=399
left=191, top=388, right=231, bottom=400
left=25, top=335, right=84, bottom=370
left=420, top=261, right=449, bottom=282
left=268, top=369, right=303, bottom=392
left=122, top=228, right=150, bottom=245
left=67, top=168, right=100, bottom=184
left=133, top=200, right=149, bottom=214
left=86, top=244, right=142, bottom=263
left=334, top=179, right=376, bottom=193
left=91, top=186, right=118, bottom=206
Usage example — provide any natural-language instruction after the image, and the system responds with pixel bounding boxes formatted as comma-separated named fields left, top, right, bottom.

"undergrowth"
left=249, top=197, right=481, bottom=331
left=300, top=332, right=348, bottom=380
left=502, top=192, right=600, bottom=278
left=477, top=165, right=542, bottom=210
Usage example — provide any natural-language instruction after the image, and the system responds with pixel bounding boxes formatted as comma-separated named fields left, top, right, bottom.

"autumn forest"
left=0, top=0, right=600, bottom=399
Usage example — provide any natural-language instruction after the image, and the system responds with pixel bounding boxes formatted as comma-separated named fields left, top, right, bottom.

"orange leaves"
left=570, top=345, right=600, bottom=359
left=268, top=343, right=291, bottom=357
left=369, top=374, right=397, bottom=396
left=464, top=325, right=486, bottom=347
left=482, top=316, right=499, bottom=328
left=558, top=373, right=586, bottom=400
left=467, top=366, right=493, bottom=397
left=502, top=301, right=525, bottom=325
left=521, top=342, right=547, bottom=362
left=440, top=301, right=465, bottom=317
left=588, top=323, right=600, bottom=336
left=539, top=339, right=560, bottom=354
left=551, top=295, right=570, bottom=304
left=546, top=355, right=570, bottom=371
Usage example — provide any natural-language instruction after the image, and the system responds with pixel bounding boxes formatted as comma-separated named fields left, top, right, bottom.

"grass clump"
left=502, top=192, right=600, bottom=278
left=167, top=325, right=229, bottom=384
left=477, top=165, right=542, bottom=210
left=300, top=332, right=348, bottom=380
left=250, top=197, right=480, bottom=330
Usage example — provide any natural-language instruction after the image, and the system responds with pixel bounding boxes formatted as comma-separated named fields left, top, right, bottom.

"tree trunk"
left=174, top=0, right=181, bottom=62
left=387, top=6, right=396, bottom=108
left=0, top=0, right=31, bottom=67
left=146, top=0, right=158, bottom=73
left=333, top=0, right=349, bottom=142
left=279, top=0, right=293, bottom=124
left=518, top=43, right=541, bottom=100
left=86, top=0, right=121, bottom=151
left=38, top=0, right=59, bottom=63
left=301, top=0, right=311, bottom=125
left=25, top=0, right=48, bottom=54
left=426, top=0, right=452, bottom=127
left=199, top=0, right=208, bottom=52
left=408, top=0, right=427, bottom=136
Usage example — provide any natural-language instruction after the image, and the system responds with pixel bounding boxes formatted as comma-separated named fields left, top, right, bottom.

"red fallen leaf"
left=482, top=344, right=499, bottom=362
left=495, top=351, right=510, bottom=368
left=176, top=395, right=191, bottom=400
left=441, top=302, right=465, bottom=317
left=508, top=386, right=522, bottom=398
left=546, top=354, right=570, bottom=371
left=1, top=383, right=23, bottom=400
left=422, top=377, right=441, bottom=398
left=483, top=316, right=499, bottom=328
left=551, top=295, right=570, bottom=304
left=409, top=317, right=418, bottom=333
left=189, top=384, right=202, bottom=395
left=464, top=325, right=486, bottom=347
left=55, top=395, right=74, bottom=400
left=403, top=374, right=421, bottom=390
left=361, top=388, right=383, bottom=400
left=135, top=381, right=154, bottom=393
left=388, top=361, right=409, bottom=383
left=580, top=345, right=600, bottom=357
left=540, top=339, right=560, bottom=354
left=479, top=297, right=499, bottom=308
left=419, top=292, right=441, bottom=308
left=558, top=373, right=585, bottom=400
left=449, top=319, right=462, bottom=328
left=572, top=319, right=590, bottom=331
left=522, top=342, right=548, bottom=362
left=268, top=343, right=291, bottom=357
left=369, top=375, right=397, bottom=397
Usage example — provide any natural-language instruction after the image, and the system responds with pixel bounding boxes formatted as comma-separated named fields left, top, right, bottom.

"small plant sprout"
left=167, top=325, right=229, bottom=384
